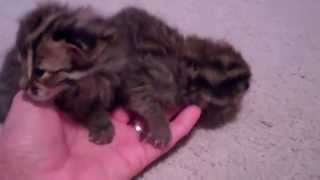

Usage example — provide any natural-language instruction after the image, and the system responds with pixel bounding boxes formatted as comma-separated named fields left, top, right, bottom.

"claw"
left=142, top=130, right=171, bottom=149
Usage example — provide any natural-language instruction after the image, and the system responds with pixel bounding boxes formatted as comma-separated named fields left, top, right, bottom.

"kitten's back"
left=110, top=7, right=183, bottom=55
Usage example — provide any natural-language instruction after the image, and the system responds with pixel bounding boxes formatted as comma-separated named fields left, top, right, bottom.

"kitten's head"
left=21, top=36, right=87, bottom=102
left=16, top=3, right=117, bottom=103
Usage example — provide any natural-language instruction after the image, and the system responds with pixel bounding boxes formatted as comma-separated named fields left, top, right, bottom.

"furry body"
left=0, top=3, right=251, bottom=147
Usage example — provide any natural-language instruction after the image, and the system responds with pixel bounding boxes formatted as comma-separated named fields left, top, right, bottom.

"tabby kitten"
left=0, top=3, right=251, bottom=148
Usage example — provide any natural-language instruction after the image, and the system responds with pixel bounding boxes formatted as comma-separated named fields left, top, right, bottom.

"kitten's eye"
left=34, top=68, right=45, bottom=77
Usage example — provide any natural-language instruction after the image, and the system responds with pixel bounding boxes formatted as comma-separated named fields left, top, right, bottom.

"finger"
left=2, top=91, right=62, bottom=135
left=1, top=91, right=66, bottom=147
left=138, top=105, right=201, bottom=164
left=0, top=91, right=69, bottom=169
left=111, top=107, right=130, bottom=124
left=169, top=105, right=202, bottom=145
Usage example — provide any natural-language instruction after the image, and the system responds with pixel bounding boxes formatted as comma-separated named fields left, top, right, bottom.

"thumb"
left=2, top=91, right=63, bottom=143
left=0, top=91, right=69, bottom=171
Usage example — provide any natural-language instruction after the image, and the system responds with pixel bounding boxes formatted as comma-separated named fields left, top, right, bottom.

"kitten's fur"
left=0, top=3, right=251, bottom=148
left=0, top=48, right=21, bottom=121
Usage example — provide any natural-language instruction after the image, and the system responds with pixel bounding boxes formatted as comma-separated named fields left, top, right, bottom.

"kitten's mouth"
left=24, top=83, right=68, bottom=102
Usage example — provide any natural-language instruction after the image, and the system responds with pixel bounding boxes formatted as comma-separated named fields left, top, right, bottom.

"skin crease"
left=0, top=92, right=201, bottom=180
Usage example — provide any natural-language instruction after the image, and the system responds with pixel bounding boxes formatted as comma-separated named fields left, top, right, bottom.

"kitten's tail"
left=182, top=36, right=252, bottom=127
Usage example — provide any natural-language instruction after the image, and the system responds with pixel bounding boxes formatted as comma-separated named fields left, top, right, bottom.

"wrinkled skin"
left=0, top=92, right=201, bottom=180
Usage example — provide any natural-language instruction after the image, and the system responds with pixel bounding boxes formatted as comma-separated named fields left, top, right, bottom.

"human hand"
left=0, top=92, right=201, bottom=180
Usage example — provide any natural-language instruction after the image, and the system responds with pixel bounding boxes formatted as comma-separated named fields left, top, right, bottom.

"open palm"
left=0, top=92, right=201, bottom=180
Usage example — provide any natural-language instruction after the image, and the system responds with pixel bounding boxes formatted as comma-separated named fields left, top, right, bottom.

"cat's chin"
left=25, top=92, right=56, bottom=102
left=24, top=84, right=68, bottom=103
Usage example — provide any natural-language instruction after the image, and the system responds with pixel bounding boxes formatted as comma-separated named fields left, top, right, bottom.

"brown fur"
left=0, top=3, right=251, bottom=148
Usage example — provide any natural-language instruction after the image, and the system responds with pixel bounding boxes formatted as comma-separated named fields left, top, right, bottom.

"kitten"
left=101, top=8, right=251, bottom=146
left=0, top=3, right=251, bottom=148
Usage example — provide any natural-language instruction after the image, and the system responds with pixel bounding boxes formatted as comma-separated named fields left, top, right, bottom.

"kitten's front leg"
left=85, top=104, right=115, bottom=145
left=127, top=93, right=171, bottom=148
left=58, top=77, right=115, bottom=145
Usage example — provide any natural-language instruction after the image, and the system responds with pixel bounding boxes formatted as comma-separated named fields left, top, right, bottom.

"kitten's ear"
left=16, top=3, right=68, bottom=56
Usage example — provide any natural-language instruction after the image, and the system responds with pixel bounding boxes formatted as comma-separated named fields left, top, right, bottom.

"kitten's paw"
left=89, top=124, right=115, bottom=145
left=143, top=126, right=172, bottom=149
